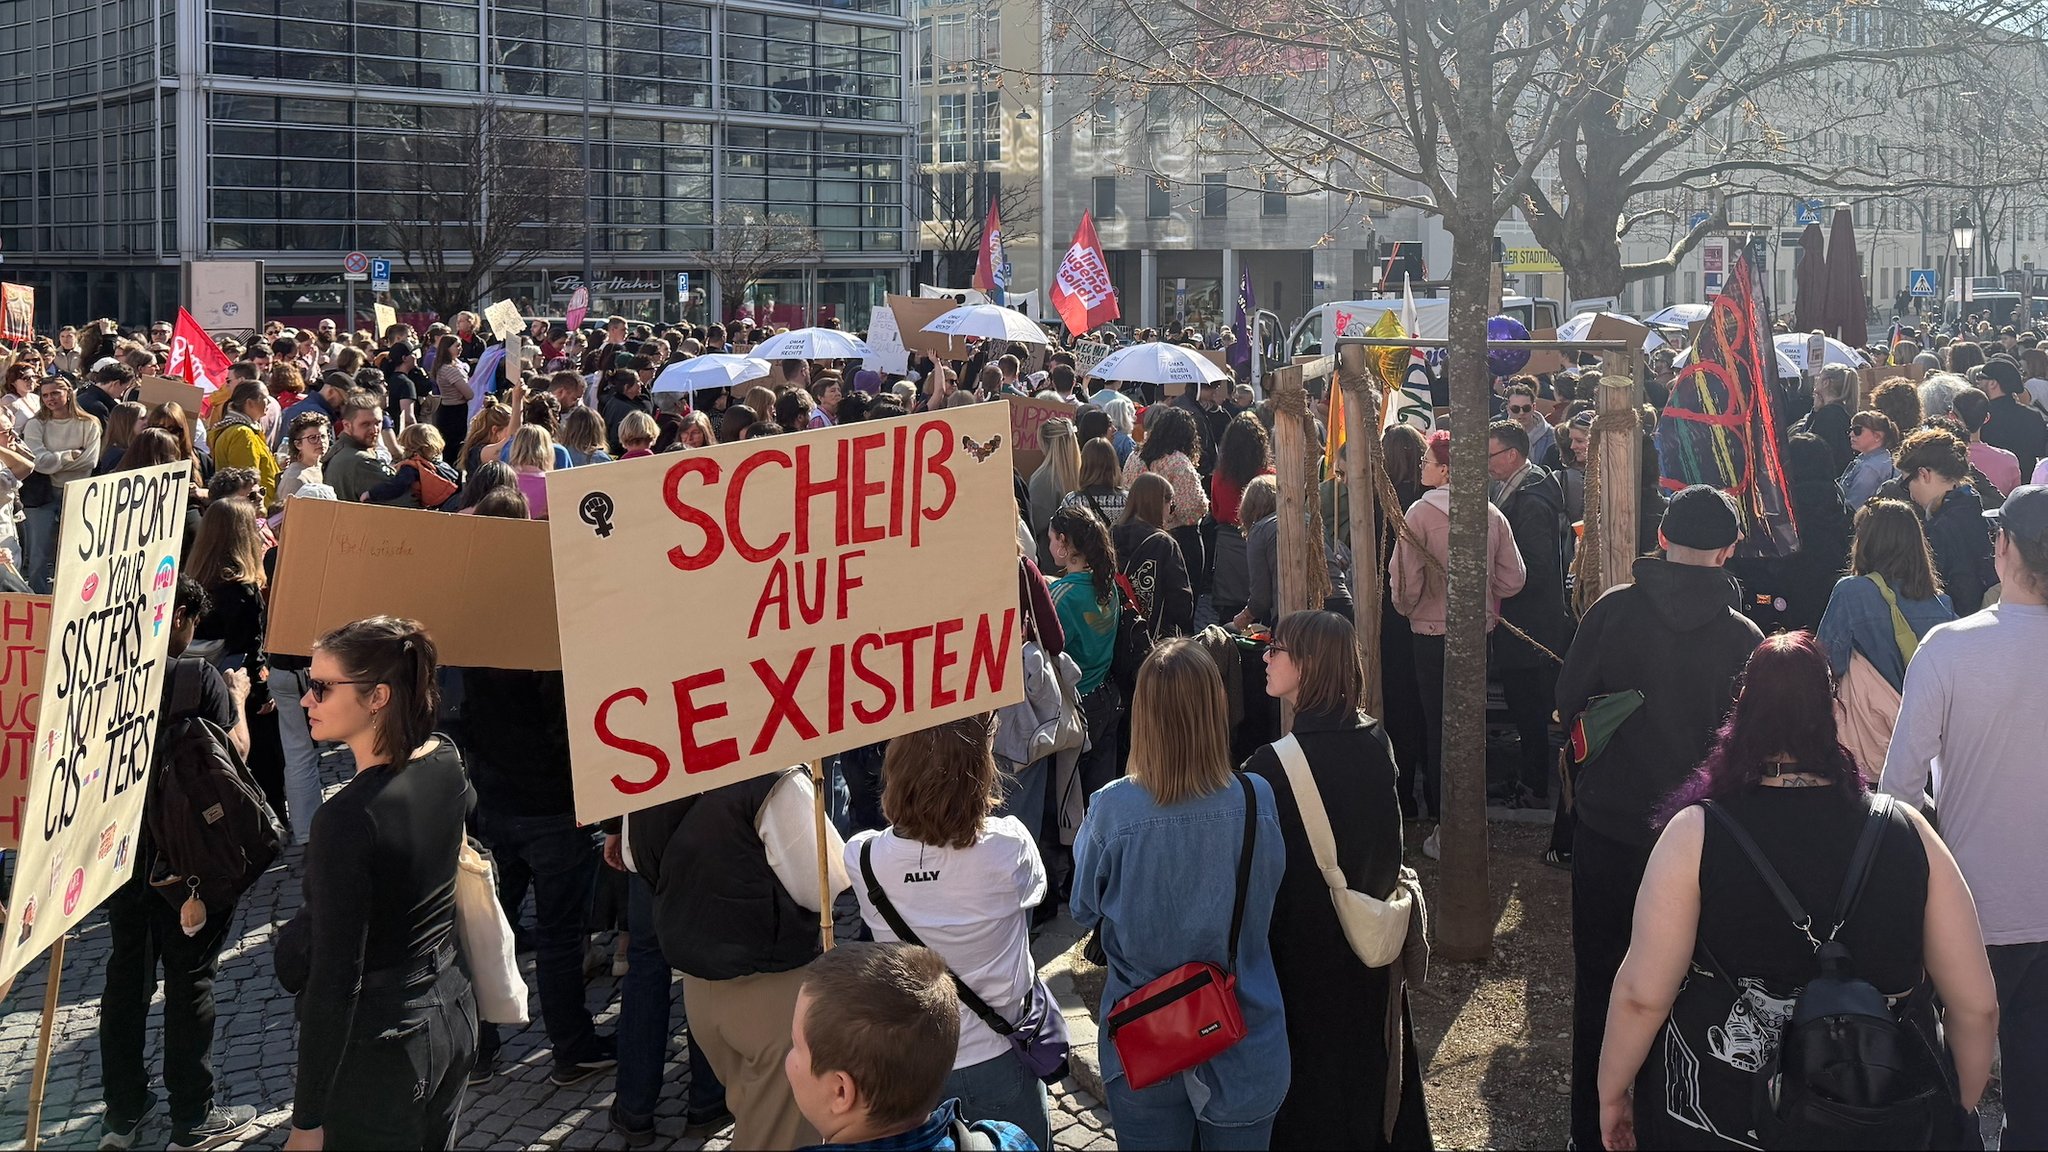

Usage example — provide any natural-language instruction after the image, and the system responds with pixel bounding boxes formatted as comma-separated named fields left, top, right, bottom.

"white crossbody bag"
left=1273, top=734, right=1413, bottom=968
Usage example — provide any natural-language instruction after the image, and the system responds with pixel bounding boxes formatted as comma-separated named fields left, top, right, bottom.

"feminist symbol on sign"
left=579, top=492, right=616, bottom=539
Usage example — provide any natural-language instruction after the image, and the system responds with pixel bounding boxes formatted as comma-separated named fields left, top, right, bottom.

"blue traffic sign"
left=1688, top=211, right=1711, bottom=230
left=370, top=258, right=391, bottom=292
left=677, top=272, right=689, bottom=297
left=1794, top=199, right=1827, bottom=227
left=1908, top=269, right=1939, bottom=298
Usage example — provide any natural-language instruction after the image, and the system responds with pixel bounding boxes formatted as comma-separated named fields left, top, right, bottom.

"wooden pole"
left=24, top=934, right=64, bottom=1152
left=1596, top=364, right=1641, bottom=597
left=1270, top=370, right=1314, bottom=625
left=810, top=761, right=834, bottom=951
left=1338, top=344, right=1384, bottom=716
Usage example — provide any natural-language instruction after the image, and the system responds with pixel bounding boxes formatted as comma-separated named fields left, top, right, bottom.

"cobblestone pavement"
left=0, top=754, right=1117, bottom=1150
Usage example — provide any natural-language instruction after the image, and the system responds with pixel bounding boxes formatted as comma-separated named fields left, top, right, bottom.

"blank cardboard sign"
left=266, top=499, right=560, bottom=670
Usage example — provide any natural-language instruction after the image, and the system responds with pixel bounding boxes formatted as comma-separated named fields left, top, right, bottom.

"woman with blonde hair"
left=505, top=423, right=557, bottom=519
left=1073, top=640, right=1288, bottom=1149
left=1028, top=417, right=1082, bottom=569
left=458, top=399, right=513, bottom=475
left=744, top=384, right=776, bottom=424
left=845, top=714, right=1052, bottom=1147
left=23, top=375, right=101, bottom=593
left=556, top=404, right=612, bottom=467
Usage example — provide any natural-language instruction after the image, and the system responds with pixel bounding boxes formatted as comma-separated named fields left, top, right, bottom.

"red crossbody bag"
left=1102, top=771, right=1258, bottom=1090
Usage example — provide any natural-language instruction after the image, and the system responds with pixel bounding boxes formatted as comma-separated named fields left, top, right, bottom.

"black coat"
left=1556, top=557, right=1762, bottom=847
left=1982, top=393, right=2048, bottom=479
left=1112, top=521, right=1194, bottom=637
left=1493, top=465, right=1575, bottom=670
left=1793, top=402, right=1853, bottom=479
left=1243, top=708, right=1431, bottom=1149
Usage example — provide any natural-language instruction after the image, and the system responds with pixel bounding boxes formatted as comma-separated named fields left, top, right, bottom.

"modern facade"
left=0, top=0, right=916, bottom=333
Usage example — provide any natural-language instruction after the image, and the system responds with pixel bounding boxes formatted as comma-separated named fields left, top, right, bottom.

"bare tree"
left=385, top=102, right=582, bottom=320
left=918, top=172, right=1042, bottom=288
left=689, top=207, right=822, bottom=322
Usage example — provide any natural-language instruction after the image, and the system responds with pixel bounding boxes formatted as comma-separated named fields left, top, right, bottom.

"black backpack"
left=1704, top=795, right=1960, bottom=1150
left=146, top=658, right=285, bottom=912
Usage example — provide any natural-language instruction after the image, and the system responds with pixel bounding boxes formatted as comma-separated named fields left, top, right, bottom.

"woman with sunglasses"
left=1243, top=611, right=1431, bottom=1149
left=283, top=617, right=476, bottom=1151
left=22, top=375, right=102, bottom=594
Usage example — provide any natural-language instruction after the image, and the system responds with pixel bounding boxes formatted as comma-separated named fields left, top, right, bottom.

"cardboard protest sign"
left=484, top=299, right=525, bottom=342
left=1, top=283, right=33, bottom=341
left=266, top=499, right=559, bottom=671
left=134, top=375, right=206, bottom=418
left=547, top=406, right=1024, bottom=823
left=373, top=303, right=398, bottom=340
left=1586, top=314, right=1653, bottom=369
left=863, top=307, right=910, bottom=374
left=0, top=595, right=50, bottom=851
left=0, top=462, right=188, bottom=984
left=886, top=294, right=974, bottom=360
left=1007, top=396, right=1079, bottom=478
left=1072, top=340, right=1113, bottom=379
left=1523, top=329, right=1572, bottom=377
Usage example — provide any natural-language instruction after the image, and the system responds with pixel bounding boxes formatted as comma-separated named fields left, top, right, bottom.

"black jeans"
left=1990, top=942, right=2048, bottom=1150
left=1411, top=633, right=1446, bottom=821
left=100, top=878, right=238, bottom=1129
left=1569, top=824, right=1653, bottom=1152
left=1497, top=665, right=1559, bottom=797
left=1076, top=681, right=1124, bottom=800
left=322, top=964, right=477, bottom=1150
left=476, top=809, right=602, bottom=1065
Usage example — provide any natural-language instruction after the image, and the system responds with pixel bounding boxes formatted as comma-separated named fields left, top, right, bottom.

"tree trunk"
left=1439, top=217, right=1497, bottom=963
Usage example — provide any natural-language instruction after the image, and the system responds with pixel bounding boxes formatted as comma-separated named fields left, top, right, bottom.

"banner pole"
left=23, top=933, right=65, bottom=1152
left=811, top=760, right=835, bottom=951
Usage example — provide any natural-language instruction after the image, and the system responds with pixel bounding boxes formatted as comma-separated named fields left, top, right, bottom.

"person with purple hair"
left=1595, top=632, right=1996, bottom=1152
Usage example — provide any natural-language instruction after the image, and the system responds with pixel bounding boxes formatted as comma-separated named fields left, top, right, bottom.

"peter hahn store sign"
left=553, top=274, right=665, bottom=296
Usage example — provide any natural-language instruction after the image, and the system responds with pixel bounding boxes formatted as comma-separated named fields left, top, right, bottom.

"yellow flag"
left=1368, top=309, right=1408, bottom=429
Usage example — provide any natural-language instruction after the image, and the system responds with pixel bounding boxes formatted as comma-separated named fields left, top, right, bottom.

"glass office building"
left=0, top=0, right=914, bottom=331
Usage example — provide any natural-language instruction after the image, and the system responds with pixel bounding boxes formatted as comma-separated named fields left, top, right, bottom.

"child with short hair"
left=363, top=422, right=461, bottom=510
left=786, top=943, right=1035, bottom=1151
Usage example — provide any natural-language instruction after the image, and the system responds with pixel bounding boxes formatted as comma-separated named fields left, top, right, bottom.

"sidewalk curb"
left=1044, top=970, right=1105, bottom=1101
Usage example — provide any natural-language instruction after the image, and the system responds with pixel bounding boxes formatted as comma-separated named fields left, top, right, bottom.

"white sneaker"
left=1422, top=827, right=1441, bottom=860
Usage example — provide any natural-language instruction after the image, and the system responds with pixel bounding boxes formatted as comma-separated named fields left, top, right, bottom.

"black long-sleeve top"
left=290, top=740, right=473, bottom=1130
left=460, top=667, right=574, bottom=818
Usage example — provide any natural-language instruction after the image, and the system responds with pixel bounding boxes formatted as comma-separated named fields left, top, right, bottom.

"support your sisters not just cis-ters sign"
left=546, top=405, right=1024, bottom=824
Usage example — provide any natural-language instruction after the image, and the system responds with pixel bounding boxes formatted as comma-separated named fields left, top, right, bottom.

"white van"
left=1286, top=295, right=1561, bottom=360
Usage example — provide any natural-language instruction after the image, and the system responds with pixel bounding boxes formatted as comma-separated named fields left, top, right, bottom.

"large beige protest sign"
left=266, top=499, right=560, bottom=671
left=886, top=294, right=974, bottom=360
left=373, top=302, right=399, bottom=340
left=1006, top=395, right=1079, bottom=478
left=547, top=405, right=1024, bottom=823
left=0, top=595, right=51, bottom=851
left=484, top=299, right=525, bottom=342
left=1, top=462, right=188, bottom=984
left=135, top=375, right=207, bottom=417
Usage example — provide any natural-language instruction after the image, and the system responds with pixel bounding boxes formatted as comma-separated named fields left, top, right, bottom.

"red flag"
left=972, top=201, right=1010, bottom=301
left=165, top=308, right=232, bottom=395
left=1049, top=212, right=1121, bottom=336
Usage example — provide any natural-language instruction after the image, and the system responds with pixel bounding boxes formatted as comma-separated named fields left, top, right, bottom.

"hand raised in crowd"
left=222, top=665, right=251, bottom=703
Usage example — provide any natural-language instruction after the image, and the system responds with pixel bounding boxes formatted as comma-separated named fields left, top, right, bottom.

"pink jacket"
left=1391, top=487, right=1527, bottom=635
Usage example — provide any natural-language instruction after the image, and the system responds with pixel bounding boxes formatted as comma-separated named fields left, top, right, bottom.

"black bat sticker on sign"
left=962, top=435, right=1002, bottom=463
left=579, top=491, right=616, bottom=538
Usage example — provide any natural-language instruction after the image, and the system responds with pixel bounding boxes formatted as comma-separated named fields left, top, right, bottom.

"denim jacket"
left=1838, top=447, right=1899, bottom=510
left=1816, top=574, right=1955, bottom=692
left=1071, top=774, right=1289, bottom=1125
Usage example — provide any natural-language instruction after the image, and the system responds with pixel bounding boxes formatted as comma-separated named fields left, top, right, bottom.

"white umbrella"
left=750, top=327, right=870, bottom=361
left=1555, top=311, right=1668, bottom=352
left=1088, top=341, right=1229, bottom=386
left=651, top=354, right=771, bottom=394
left=920, top=303, right=1051, bottom=344
left=1644, top=303, right=1712, bottom=329
left=1773, top=332, right=1867, bottom=372
left=1675, top=343, right=1803, bottom=380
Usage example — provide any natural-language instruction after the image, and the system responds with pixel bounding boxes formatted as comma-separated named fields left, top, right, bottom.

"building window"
left=1203, top=173, right=1227, bottom=217
left=1094, top=176, right=1117, bottom=220
left=976, top=91, right=1001, bottom=163
left=1148, top=177, right=1173, bottom=219
left=937, top=93, right=966, bottom=164
left=1262, top=173, right=1286, bottom=217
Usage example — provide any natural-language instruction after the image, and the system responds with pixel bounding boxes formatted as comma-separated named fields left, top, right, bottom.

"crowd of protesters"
left=0, top=297, right=2041, bottom=1152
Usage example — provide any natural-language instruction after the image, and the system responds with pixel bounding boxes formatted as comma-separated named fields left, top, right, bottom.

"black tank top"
left=1698, top=786, right=1927, bottom=995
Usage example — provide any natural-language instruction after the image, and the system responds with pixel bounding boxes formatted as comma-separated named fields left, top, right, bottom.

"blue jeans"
left=267, top=666, right=324, bottom=839
left=20, top=499, right=57, bottom=594
left=477, top=809, right=602, bottom=1064
left=944, top=1052, right=1049, bottom=1150
left=617, top=875, right=726, bottom=1121
left=1106, top=1074, right=1276, bottom=1151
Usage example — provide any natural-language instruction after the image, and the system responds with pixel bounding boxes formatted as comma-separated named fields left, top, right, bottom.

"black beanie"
left=1660, top=484, right=1741, bottom=550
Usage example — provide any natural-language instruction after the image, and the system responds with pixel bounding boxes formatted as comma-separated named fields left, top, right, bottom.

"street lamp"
left=1953, top=209, right=1976, bottom=325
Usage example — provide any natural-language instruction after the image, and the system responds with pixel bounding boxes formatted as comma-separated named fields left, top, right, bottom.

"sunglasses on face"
left=1508, top=404, right=1532, bottom=415
left=305, top=677, right=375, bottom=703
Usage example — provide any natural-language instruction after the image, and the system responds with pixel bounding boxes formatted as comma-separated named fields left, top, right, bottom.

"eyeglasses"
left=1489, top=446, right=1517, bottom=459
left=1265, top=644, right=1289, bottom=658
left=305, top=677, right=376, bottom=703
left=1508, top=404, right=1533, bottom=415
